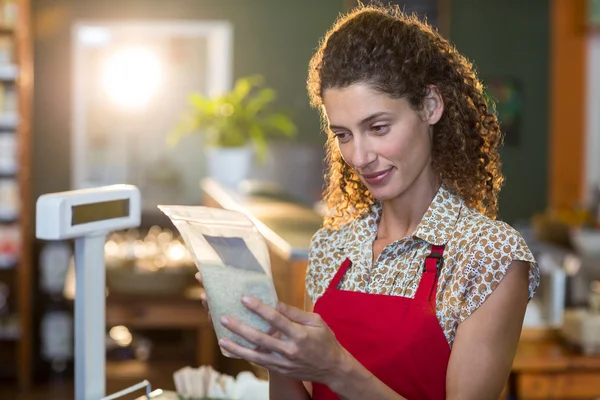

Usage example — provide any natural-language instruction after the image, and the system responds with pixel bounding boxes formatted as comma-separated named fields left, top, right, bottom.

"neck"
left=377, top=169, right=441, bottom=241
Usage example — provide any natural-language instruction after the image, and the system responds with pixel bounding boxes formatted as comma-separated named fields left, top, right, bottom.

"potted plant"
left=168, top=75, right=297, bottom=189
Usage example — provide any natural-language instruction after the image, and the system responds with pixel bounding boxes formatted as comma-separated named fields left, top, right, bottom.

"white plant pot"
left=206, top=146, right=254, bottom=189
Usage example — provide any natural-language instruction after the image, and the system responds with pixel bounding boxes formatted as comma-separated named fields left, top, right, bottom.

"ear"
left=423, top=85, right=444, bottom=125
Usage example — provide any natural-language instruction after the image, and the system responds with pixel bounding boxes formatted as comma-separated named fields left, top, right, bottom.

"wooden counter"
left=106, top=291, right=216, bottom=368
left=508, top=329, right=600, bottom=399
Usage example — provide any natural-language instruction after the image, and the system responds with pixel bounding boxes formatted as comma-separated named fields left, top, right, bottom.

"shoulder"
left=455, top=208, right=535, bottom=263
left=445, top=207, right=540, bottom=322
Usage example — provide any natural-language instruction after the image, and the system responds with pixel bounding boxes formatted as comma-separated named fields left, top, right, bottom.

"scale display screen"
left=71, top=199, right=130, bottom=226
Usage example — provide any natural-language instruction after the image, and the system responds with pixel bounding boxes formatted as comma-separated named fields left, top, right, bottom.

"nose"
left=350, top=136, right=376, bottom=170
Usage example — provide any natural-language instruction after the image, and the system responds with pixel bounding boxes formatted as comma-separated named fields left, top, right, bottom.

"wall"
left=31, top=0, right=344, bottom=206
left=548, top=0, right=588, bottom=208
left=450, top=0, right=550, bottom=224
left=586, top=35, right=600, bottom=200
left=31, top=0, right=552, bottom=223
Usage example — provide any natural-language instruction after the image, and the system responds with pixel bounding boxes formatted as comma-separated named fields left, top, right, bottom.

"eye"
left=333, top=131, right=352, bottom=143
left=370, top=124, right=390, bottom=135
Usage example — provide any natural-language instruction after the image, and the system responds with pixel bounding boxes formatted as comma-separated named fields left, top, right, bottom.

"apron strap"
left=327, top=258, right=352, bottom=291
left=414, top=245, right=445, bottom=306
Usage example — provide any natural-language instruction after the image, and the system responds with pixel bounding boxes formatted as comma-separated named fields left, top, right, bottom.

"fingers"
left=241, top=297, right=297, bottom=338
left=200, top=293, right=210, bottom=315
left=277, top=302, right=322, bottom=326
left=196, top=271, right=209, bottom=309
left=218, top=337, right=290, bottom=370
left=220, top=316, right=290, bottom=356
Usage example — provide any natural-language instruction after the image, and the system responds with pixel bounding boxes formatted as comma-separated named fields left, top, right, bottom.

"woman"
left=198, top=4, right=539, bottom=400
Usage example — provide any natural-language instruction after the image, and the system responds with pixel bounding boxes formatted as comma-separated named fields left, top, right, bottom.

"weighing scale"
left=35, top=185, right=166, bottom=400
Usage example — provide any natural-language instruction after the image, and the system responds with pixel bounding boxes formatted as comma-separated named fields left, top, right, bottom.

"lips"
left=360, top=167, right=393, bottom=185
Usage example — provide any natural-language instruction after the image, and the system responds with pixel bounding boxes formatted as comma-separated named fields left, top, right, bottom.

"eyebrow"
left=328, top=111, right=394, bottom=131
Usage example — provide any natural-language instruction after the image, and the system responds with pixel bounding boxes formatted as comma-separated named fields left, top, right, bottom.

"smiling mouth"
left=360, top=168, right=394, bottom=184
left=362, top=169, right=391, bottom=179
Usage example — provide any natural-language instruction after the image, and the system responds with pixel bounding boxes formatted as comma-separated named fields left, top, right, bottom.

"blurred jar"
left=0, top=223, right=19, bottom=267
left=0, top=133, right=16, bottom=173
left=0, top=0, right=17, bottom=28
left=0, top=178, right=18, bottom=219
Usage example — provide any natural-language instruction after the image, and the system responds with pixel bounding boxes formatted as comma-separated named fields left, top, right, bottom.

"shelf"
left=7, top=0, right=33, bottom=391
left=0, top=209, right=18, bottom=217
left=0, top=366, right=16, bottom=380
left=0, top=261, right=17, bottom=270
left=106, top=360, right=182, bottom=392
left=0, top=113, right=17, bottom=128
left=0, top=312, right=20, bottom=341
left=0, top=214, right=18, bottom=223
left=0, top=331, right=19, bottom=340
left=0, top=26, right=14, bottom=36
left=0, top=168, right=17, bottom=177
left=0, top=64, right=17, bottom=81
left=0, top=327, right=16, bottom=379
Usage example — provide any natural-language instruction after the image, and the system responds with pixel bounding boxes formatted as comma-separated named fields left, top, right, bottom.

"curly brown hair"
left=307, top=4, right=504, bottom=230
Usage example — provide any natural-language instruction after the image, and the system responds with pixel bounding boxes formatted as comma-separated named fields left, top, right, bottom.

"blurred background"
left=0, top=0, right=600, bottom=399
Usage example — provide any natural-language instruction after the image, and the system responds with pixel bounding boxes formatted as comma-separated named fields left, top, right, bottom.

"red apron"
left=312, top=245, right=450, bottom=400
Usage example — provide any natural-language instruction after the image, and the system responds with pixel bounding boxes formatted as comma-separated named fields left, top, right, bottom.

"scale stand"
left=36, top=185, right=162, bottom=400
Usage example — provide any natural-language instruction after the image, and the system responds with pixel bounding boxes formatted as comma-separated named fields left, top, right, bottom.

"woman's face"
left=322, top=83, right=443, bottom=201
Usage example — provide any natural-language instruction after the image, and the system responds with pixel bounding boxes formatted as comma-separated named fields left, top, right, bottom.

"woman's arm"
left=267, top=293, right=316, bottom=400
left=269, top=371, right=311, bottom=400
left=445, top=260, right=529, bottom=399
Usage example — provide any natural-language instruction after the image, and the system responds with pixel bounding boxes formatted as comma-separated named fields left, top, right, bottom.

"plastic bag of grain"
left=158, top=205, right=278, bottom=358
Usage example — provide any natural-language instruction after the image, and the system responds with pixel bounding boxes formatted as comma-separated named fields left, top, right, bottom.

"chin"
left=364, top=184, right=405, bottom=201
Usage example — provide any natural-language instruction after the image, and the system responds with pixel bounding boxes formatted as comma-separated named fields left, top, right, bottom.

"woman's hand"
left=218, top=297, right=349, bottom=385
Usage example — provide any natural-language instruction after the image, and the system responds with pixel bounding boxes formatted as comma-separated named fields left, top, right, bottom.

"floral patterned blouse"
left=305, top=185, right=539, bottom=346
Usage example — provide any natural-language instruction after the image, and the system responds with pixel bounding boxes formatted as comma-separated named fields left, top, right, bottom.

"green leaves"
left=246, top=88, right=276, bottom=116
left=263, top=114, right=296, bottom=137
left=168, top=75, right=297, bottom=163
